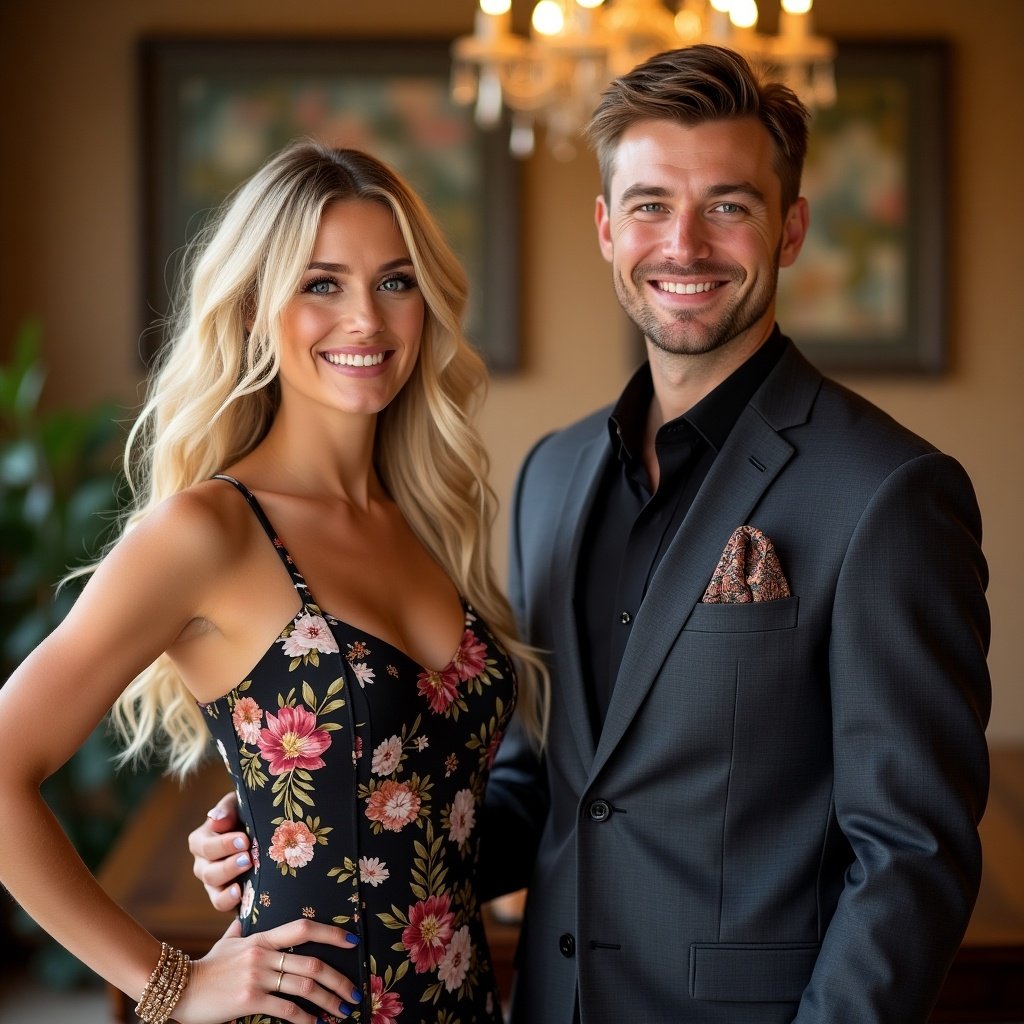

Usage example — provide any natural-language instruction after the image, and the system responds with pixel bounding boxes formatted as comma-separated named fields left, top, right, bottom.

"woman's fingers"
left=255, top=921, right=362, bottom=1016
left=272, top=947, right=364, bottom=1018
left=178, top=919, right=361, bottom=1024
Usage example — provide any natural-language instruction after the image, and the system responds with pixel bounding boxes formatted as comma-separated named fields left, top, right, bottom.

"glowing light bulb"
left=480, top=0, right=512, bottom=14
left=781, top=0, right=812, bottom=12
left=730, top=0, right=758, bottom=27
left=675, top=8, right=702, bottom=39
left=576, top=0, right=605, bottom=8
left=709, top=0, right=732, bottom=12
left=532, top=0, right=566, bottom=35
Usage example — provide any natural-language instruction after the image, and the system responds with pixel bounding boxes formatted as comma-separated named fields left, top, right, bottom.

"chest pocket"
left=683, top=595, right=799, bottom=633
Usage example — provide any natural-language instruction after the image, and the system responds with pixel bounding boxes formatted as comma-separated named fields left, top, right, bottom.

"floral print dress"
left=201, top=476, right=516, bottom=1024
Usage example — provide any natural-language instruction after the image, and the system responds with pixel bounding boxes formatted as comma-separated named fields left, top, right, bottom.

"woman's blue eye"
left=305, top=277, right=334, bottom=294
left=381, top=274, right=416, bottom=293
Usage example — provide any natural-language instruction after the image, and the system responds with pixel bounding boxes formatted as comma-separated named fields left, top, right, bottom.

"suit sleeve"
left=795, top=451, right=991, bottom=1022
left=478, top=437, right=553, bottom=902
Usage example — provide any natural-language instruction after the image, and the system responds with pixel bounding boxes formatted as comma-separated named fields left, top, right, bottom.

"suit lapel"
left=589, top=345, right=822, bottom=777
left=548, top=428, right=612, bottom=768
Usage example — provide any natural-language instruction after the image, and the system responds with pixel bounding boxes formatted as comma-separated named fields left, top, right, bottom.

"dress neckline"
left=212, top=473, right=468, bottom=674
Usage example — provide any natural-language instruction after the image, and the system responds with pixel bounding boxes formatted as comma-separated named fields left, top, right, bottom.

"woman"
left=0, top=140, right=546, bottom=1024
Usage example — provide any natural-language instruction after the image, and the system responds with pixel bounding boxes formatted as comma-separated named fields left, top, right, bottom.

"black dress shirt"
left=574, top=328, right=786, bottom=735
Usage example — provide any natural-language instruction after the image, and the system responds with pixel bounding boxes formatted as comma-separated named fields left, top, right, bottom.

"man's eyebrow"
left=618, top=184, right=672, bottom=208
left=617, top=182, right=768, bottom=208
left=706, top=182, right=766, bottom=203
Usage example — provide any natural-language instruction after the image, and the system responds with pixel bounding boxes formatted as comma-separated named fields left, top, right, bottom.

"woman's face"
left=276, top=198, right=426, bottom=419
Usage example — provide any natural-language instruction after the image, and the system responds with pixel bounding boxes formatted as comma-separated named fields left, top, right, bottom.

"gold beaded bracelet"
left=134, top=942, right=191, bottom=1024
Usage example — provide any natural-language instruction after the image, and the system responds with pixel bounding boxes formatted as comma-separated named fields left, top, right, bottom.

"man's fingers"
left=205, top=790, right=242, bottom=831
left=206, top=880, right=243, bottom=912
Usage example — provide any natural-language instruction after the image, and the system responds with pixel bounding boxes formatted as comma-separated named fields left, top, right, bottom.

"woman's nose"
left=343, top=292, right=385, bottom=336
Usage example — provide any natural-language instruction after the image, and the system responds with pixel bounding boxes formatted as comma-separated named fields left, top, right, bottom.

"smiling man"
left=187, top=45, right=992, bottom=1024
left=482, top=44, right=992, bottom=1024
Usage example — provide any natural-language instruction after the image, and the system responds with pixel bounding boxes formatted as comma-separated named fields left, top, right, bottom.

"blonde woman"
left=0, top=140, right=545, bottom=1024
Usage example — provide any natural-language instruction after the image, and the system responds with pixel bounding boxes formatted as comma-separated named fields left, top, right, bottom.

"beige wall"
left=1, top=0, right=1021, bottom=741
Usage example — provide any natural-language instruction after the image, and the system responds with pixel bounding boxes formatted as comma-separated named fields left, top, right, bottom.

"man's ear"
left=779, top=197, right=810, bottom=268
left=595, top=195, right=614, bottom=264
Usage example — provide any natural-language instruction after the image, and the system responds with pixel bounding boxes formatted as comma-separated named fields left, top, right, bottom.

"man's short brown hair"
left=585, top=44, right=810, bottom=211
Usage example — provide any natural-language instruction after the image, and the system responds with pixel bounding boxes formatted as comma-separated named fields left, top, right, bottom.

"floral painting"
left=141, top=39, right=520, bottom=371
left=775, top=41, right=948, bottom=372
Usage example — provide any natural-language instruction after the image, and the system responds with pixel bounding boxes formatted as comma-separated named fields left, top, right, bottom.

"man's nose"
left=663, top=210, right=712, bottom=264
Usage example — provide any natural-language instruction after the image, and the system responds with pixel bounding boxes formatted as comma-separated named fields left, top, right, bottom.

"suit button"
left=588, top=799, right=611, bottom=822
left=620, top=610, right=631, bottom=624
left=558, top=933, right=576, bottom=958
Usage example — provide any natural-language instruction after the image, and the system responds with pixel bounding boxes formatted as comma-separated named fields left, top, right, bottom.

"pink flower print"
left=447, top=788, right=476, bottom=846
left=231, top=696, right=263, bottom=744
left=351, top=662, right=376, bottom=688
left=402, top=894, right=454, bottom=973
left=257, top=705, right=331, bottom=776
left=485, top=729, right=504, bottom=769
left=437, top=925, right=472, bottom=991
left=369, top=974, right=403, bottom=1024
left=353, top=735, right=364, bottom=763
left=278, top=613, right=339, bottom=658
left=451, top=629, right=487, bottom=681
left=365, top=780, right=421, bottom=833
left=268, top=819, right=316, bottom=869
left=417, top=666, right=461, bottom=714
left=358, top=856, right=390, bottom=887
left=347, top=640, right=370, bottom=662
left=371, top=735, right=403, bottom=776
left=251, top=838, right=260, bottom=871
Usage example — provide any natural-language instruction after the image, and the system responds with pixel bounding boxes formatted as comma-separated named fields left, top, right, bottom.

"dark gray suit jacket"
left=482, top=339, right=991, bottom=1023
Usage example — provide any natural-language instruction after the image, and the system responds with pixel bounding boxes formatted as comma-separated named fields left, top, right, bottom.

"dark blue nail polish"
left=344, top=931, right=360, bottom=944
left=350, top=988, right=363, bottom=1003
left=339, top=1005, right=351, bottom=1018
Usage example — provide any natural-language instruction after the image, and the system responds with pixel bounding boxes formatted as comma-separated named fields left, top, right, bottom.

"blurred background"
left=1, top=0, right=1022, bottom=1019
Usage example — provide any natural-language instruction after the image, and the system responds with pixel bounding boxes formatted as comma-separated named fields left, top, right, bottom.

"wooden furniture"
left=99, top=747, right=1024, bottom=1022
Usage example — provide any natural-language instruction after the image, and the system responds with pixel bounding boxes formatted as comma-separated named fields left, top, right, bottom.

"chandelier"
left=451, top=0, right=836, bottom=159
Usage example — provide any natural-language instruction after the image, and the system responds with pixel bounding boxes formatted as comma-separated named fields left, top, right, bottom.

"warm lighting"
left=452, top=0, right=835, bottom=158
left=532, top=0, right=566, bottom=34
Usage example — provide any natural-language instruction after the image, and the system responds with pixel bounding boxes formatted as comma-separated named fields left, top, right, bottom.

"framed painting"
left=775, top=40, right=950, bottom=373
left=139, top=38, right=521, bottom=371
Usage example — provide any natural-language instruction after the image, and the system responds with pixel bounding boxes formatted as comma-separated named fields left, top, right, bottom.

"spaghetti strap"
left=212, top=474, right=311, bottom=600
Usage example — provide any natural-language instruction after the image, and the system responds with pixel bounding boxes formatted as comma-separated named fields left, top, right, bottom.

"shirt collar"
left=608, top=326, right=787, bottom=464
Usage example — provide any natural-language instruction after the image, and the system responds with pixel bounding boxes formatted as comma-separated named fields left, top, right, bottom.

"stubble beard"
left=616, top=254, right=781, bottom=357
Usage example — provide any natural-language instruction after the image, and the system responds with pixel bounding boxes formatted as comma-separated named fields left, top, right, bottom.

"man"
left=190, top=45, right=991, bottom=1023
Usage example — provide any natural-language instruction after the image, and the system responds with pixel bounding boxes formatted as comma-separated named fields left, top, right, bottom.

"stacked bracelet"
left=134, top=942, right=191, bottom=1024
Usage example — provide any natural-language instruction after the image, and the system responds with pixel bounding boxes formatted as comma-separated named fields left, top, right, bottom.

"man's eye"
left=713, top=202, right=744, bottom=214
left=637, top=203, right=665, bottom=214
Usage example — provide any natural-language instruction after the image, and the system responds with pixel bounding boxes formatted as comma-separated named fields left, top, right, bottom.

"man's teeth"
left=657, top=281, right=719, bottom=294
left=323, top=351, right=386, bottom=367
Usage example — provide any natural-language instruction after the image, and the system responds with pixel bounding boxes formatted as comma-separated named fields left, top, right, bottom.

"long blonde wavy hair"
left=104, top=140, right=547, bottom=776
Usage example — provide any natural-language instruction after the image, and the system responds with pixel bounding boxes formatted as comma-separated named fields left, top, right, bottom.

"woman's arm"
left=0, top=494, right=360, bottom=1023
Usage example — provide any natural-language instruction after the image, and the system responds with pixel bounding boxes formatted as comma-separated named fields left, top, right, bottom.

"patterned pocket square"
left=702, top=525, right=791, bottom=604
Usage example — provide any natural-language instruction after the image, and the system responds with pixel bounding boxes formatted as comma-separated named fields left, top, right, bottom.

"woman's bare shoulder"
left=124, top=478, right=254, bottom=569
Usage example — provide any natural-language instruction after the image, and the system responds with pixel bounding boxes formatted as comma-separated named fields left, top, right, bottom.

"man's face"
left=595, top=117, right=807, bottom=361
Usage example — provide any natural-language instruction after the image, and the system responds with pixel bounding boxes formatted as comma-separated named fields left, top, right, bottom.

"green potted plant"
left=0, top=318, right=158, bottom=987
